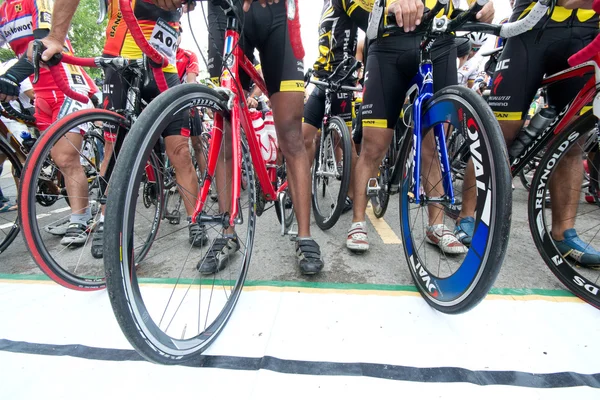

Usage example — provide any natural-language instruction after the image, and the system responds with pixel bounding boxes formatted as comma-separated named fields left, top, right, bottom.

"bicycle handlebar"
left=305, top=59, right=362, bottom=91
left=381, top=0, right=551, bottom=40
left=32, top=40, right=146, bottom=104
left=310, top=80, right=362, bottom=92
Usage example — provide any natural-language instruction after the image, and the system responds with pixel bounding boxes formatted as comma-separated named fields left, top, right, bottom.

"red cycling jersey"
left=175, top=47, right=199, bottom=83
left=0, top=0, right=96, bottom=95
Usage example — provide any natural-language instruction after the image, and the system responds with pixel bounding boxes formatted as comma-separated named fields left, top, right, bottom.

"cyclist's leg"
left=38, top=92, right=90, bottom=222
left=544, top=28, right=598, bottom=244
left=302, top=85, right=325, bottom=163
left=253, top=1, right=323, bottom=272
left=458, top=31, right=543, bottom=243
left=254, top=2, right=309, bottom=238
left=349, top=35, right=413, bottom=251
left=155, top=73, right=199, bottom=218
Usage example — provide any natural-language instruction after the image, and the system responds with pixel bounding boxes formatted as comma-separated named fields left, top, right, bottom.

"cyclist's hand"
left=475, top=1, right=494, bottom=24
left=244, top=0, right=278, bottom=12
left=389, top=0, right=424, bottom=33
left=40, top=36, right=65, bottom=63
left=0, top=74, right=20, bottom=102
left=247, top=96, right=258, bottom=108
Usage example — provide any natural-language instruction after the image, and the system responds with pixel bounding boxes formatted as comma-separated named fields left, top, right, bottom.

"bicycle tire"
left=104, top=84, right=253, bottom=364
left=399, top=85, right=512, bottom=313
left=527, top=111, right=600, bottom=309
left=312, top=116, right=352, bottom=230
left=19, top=109, right=127, bottom=290
left=0, top=137, right=22, bottom=254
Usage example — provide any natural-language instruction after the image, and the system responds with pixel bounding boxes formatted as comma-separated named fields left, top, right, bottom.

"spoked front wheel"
left=312, top=116, right=352, bottom=230
left=104, top=84, right=255, bottom=364
left=18, top=109, right=129, bottom=290
left=399, top=86, right=512, bottom=313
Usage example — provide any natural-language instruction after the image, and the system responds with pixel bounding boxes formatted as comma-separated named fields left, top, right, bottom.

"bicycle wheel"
left=312, top=116, right=352, bottom=230
left=18, top=109, right=159, bottom=290
left=399, top=86, right=512, bottom=313
left=104, top=84, right=255, bottom=364
left=528, top=112, right=600, bottom=309
left=0, top=138, right=22, bottom=254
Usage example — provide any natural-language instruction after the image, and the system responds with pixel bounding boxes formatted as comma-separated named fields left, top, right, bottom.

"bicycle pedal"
left=366, top=177, right=381, bottom=196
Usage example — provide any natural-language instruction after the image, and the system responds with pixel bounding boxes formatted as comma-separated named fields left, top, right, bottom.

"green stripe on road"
left=0, top=273, right=576, bottom=297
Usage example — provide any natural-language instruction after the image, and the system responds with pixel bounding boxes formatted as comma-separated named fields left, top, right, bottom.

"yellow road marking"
left=365, top=202, right=402, bottom=244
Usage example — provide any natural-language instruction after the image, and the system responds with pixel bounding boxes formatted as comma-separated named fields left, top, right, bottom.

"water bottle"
left=20, top=131, right=36, bottom=152
left=508, top=107, right=556, bottom=160
left=250, top=110, right=269, bottom=161
left=263, top=111, right=278, bottom=162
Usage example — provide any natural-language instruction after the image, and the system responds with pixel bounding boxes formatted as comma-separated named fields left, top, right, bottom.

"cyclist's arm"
left=186, top=51, right=200, bottom=83
left=186, top=72, right=198, bottom=83
left=558, top=0, right=594, bottom=8
left=343, top=0, right=371, bottom=32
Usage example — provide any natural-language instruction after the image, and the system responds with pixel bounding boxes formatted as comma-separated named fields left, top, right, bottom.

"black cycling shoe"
left=189, top=223, right=209, bottom=247
left=295, top=238, right=324, bottom=275
left=91, top=222, right=104, bottom=259
left=197, top=234, right=240, bottom=275
left=342, top=196, right=353, bottom=214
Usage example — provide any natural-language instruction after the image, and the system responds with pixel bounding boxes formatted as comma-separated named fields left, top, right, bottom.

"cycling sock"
left=70, top=208, right=91, bottom=225
left=98, top=213, right=105, bottom=223
left=350, top=221, right=366, bottom=230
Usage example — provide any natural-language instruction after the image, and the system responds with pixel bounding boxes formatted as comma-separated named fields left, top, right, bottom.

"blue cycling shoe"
left=553, top=229, right=600, bottom=269
left=454, top=216, right=475, bottom=246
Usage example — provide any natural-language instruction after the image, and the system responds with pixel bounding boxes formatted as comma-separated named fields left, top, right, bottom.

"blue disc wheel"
left=399, top=86, right=512, bottom=313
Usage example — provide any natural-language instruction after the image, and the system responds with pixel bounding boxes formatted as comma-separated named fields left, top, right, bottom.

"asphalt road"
left=0, top=165, right=581, bottom=292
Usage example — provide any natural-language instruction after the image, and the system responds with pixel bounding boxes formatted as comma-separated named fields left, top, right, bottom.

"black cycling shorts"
left=489, top=26, right=598, bottom=121
left=303, top=84, right=354, bottom=129
left=361, top=34, right=457, bottom=129
left=102, top=59, right=182, bottom=141
left=207, top=1, right=304, bottom=95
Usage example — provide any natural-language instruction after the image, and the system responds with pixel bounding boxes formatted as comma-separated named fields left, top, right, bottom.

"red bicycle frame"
left=192, top=23, right=288, bottom=227
left=541, top=54, right=599, bottom=137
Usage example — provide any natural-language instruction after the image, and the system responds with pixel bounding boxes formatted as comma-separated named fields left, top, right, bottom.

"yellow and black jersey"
left=313, top=0, right=374, bottom=78
left=512, top=0, right=598, bottom=28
